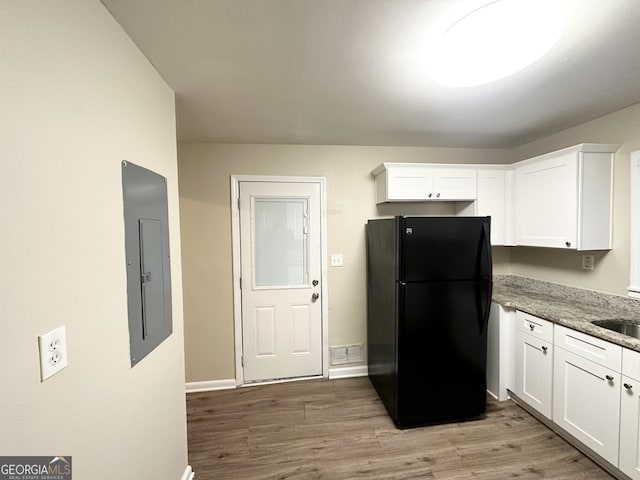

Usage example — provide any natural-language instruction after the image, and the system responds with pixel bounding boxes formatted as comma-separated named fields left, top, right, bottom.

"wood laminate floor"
left=187, top=377, right=613, bottom=480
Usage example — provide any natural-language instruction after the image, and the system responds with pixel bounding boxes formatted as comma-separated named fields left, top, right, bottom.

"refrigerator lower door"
left=396, top=280, right=487, bottom=427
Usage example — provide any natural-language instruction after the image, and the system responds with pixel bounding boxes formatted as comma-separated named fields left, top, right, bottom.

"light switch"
left=331, top=254, right=344, bottom=267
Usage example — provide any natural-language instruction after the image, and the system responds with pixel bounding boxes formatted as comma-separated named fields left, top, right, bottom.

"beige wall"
left=0, top=2, right=188, bottom=479
left=180, top=105, right=640, bottom=384
left=178, top=144, right=511, bottom=382
left=508, top=102, right=640, bottom=296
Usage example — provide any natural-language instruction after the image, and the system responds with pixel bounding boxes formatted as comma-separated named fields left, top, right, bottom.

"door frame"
left=230, top=175, right=329, bottom=386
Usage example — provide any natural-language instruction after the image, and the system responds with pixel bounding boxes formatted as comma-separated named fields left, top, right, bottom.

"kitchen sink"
left=592, top=319, right=640, bottom=339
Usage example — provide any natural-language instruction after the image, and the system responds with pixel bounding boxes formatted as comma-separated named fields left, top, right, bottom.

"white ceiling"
left=101, top=0, right=640, bottom=148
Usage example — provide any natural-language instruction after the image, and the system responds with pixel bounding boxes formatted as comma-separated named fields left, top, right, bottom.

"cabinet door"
left=486, top=303, right=515, bottom=401
left=553, top=346, right=621, bottom=465
left=476, top=170, right=505, bottom=245
left=386, top=166, right=433, bottom=201
left=433, top=168, right=477, bottom=200
left=515, top=153, right=577, bottom=248
left=514, top=330, right=552, bottom=418
left=620, top=376, right=640, bottom=479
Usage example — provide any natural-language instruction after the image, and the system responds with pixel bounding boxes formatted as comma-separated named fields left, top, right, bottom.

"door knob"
left=311, top=292, right=319, bottom=302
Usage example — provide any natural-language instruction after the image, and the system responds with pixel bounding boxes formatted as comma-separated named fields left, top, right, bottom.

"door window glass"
left=253, top=198, right=308, bottom=287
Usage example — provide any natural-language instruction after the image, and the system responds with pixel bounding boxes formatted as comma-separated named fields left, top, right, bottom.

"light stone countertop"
left=492, top=275, right=640, bottom=352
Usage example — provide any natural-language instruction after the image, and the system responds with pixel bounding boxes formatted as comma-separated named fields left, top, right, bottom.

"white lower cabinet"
left=512, top=311, right=553, bottom=419
left=514, top=330, right=552, bottom=418
left=552, top=345, right=621, bottom=466
left=502, top=312, right=640, bottom=475
left=620, top=376, right=640, bottom=479
left=486, top=303, right=515, bottom=400
left=620, top=348, right=640, bottom=479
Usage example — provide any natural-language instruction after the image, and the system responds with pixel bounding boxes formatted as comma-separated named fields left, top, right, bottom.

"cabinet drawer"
left=554, top=324, right=621, bottom=371
left=623, top=348, right=640, bottom=382
left=516, top=311, right=553, bottom=343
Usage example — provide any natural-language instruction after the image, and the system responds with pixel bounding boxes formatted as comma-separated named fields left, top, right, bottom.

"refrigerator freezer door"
left=401, top=217, right=491, bottom=282
left=396, top=280, right=488, bottom=427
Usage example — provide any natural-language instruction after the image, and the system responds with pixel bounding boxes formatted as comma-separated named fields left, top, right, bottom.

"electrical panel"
left=122, top=161, right=172, bottom=366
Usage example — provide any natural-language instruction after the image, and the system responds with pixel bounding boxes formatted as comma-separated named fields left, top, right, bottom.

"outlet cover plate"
left=582, top=254, right=595, bottom=270
left=38, top=326, right=68, bottom=381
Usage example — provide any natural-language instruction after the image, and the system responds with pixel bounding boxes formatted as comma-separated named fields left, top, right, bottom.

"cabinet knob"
left=428, top=193, right=432, bottom=198
left=606, top=375, right=614, bottom=382
left=624, top=383, right=633, bottom=390
left=529, top=324, right=535, bottom=330
left=565, top=241, right=571, bottom=247
left=541, top=346, right=548, bottom=353
left=436, top=193, right=441, bottom=198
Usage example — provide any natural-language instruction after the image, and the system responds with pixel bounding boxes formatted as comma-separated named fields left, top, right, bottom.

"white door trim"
left=231, top=175, right=329, bottom=386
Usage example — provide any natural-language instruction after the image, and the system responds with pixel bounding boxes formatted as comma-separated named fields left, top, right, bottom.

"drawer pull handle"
left=624, top=383, right=633, bottom=390
left=606, top=375, right=614, bottom=382
left=541, top=346, right=548, bottom=353
left=529, top=324, right=535, bottom=330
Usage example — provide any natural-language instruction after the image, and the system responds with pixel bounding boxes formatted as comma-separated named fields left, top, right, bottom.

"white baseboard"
left=180, top=465, right=194, bottom=480
left=185, top=379, right=236, bottom=393
left=241, top=375, right=323, bottom=387
left=328, top=365, right=368, bottom=379
left=187, top=370, right=368, bottom=391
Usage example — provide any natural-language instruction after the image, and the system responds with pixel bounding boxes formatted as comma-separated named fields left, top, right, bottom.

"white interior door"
left=239, top=181, right=322, bottom=383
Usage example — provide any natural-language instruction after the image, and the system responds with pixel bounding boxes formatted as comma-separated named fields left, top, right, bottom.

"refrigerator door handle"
left=477, top=222, right=493, bottom=332
left=481, top=222, right=492, bottom=278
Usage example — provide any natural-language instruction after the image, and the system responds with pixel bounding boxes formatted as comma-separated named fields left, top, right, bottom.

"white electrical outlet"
left=582, top=254, right=595, bottom=270
left=38, top=326, right=68, bottom=381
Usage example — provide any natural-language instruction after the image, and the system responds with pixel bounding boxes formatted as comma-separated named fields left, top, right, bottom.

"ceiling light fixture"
left=429, top=0, right=566, bottom=87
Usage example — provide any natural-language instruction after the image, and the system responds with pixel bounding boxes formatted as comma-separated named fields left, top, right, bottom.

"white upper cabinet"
left=433, top=168, right=477, bottom=200
left=476, top=169, right=507, bottom=246
left=371, top=143, right=617, bottom=250
left=514, top=144, right=619, bottom=250
left=457, top=168, right=508, bottom=246
left=373, top=163, right=477, bottom=203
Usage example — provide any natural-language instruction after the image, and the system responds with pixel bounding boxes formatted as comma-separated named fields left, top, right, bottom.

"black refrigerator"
left=366, top=216, right=492, bottom=428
